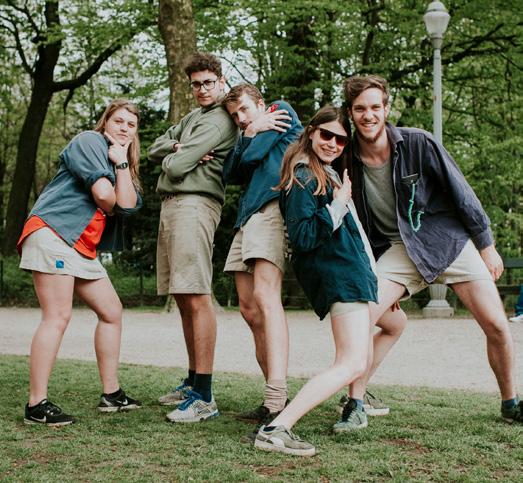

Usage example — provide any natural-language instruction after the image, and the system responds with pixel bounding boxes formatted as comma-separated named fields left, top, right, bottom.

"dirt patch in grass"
left=384, top=438, right=430, bottom=454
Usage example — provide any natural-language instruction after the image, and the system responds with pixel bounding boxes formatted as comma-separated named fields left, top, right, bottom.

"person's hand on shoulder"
left=244, top=106, right=292, bottom=137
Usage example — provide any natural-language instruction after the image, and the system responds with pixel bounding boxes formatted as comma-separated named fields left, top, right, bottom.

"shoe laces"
left=41, top=400, right=62, bottom=416
left=341, top=399, right=361, bottom=422
left=178, top=390, right=203, bottom=410
left=365, top=390, right=382, bottom=404
left=173, top=378, right=190, bottom=392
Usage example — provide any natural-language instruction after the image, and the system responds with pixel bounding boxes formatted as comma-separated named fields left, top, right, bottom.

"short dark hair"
left=343, top=75, right=389, bottom=109
left=184, top=52, right=223, bottom=78
left=223, top=83, right=263, bottom=107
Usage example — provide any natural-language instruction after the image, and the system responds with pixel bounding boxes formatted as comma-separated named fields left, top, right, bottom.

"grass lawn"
left=1, top=355, right=521, bottom=482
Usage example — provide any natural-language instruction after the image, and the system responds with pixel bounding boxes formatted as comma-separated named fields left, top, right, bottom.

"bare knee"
left=239, top=300, right=262, bottom=330
left=95, top=299, right=123, bottom=325
left=178, top=294, right=212, bottom=316
left=253, top=285, right=281, bottom=312
left=41, top=308, right=72, bottom=333
left=376, top=310, right=407, bottom=336
left=482, top=317, right=511, bottom=345
left=333, top=358, right=368, bottom=383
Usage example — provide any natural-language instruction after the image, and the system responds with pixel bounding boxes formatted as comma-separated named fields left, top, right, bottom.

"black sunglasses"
left=318, top=128, right=348, bottom=148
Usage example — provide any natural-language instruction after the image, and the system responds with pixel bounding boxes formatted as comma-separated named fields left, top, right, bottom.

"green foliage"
left=1, top=355, right=522, bottom=481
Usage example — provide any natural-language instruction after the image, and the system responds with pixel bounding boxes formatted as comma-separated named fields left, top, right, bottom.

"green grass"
left=1, top=355, right=521, bottom=482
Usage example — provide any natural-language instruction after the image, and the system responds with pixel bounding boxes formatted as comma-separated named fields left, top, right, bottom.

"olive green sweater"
left=148, top=103, right=238, bottom=203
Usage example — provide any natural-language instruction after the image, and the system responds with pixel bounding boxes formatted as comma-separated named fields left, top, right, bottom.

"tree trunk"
left=158, top=0, right=197, bottom=124
left=1, top=1, right=60, bottom=254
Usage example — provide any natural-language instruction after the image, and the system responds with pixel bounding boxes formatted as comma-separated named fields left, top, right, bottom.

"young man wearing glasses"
left=221, top=84, right=303, bottom=433
left=340, top=74, right=522, bottom=425
left=148, top=52, right=238, bottom=423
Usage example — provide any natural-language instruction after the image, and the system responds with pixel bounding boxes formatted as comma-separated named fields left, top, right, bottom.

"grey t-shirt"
left=363, top=161, right=402, bottom=242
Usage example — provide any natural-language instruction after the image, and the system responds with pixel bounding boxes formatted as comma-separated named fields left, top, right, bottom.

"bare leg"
left=452, top=279, right=517, bottom=400
left=269, top=307, right=370, bottom=430
left=174, top=293, right=216, bottom=374
left=235, top=271, right=267, bottom=379
left=252, top=260, right=288, bottom=383
left=349, top=279, right=407, bottom=399
left=75, top=277, right=123, bottom=394
left=29, top=272, right=75, bottom=406
left=174, top=294, right=195, bottom=372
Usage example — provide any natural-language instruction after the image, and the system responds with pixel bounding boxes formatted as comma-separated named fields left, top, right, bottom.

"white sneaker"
left=166, top=391, right=219, bottom=423
left=509, top=314, right=523, bottom=323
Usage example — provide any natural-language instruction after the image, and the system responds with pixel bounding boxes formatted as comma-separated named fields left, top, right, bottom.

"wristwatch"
left=115, top=162, right=129, bottom=170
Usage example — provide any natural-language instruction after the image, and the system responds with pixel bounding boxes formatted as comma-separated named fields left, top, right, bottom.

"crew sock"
left=193, top=373, right=213, bottom=402
left=263, top=379, right=288, bottom=413
left=185, top=369, right=196, bottom=387
left=350, top=398, right=364, bottom=411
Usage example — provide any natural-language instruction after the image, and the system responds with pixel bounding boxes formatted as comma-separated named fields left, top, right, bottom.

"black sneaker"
left=501, top=400, right=523, bottom=423
left=24, top=399, right=75, bottom=426
left=236, top=404, right=270, bottom=423
left=98, top=389, right=142, bottom=412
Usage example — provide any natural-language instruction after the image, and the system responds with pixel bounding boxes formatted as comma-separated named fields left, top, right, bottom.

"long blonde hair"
left=94, top=99, right=141, bottom=190
left=276, top=106, right=351, bottom=195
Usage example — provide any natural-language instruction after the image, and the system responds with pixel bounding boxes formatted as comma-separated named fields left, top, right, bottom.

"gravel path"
left=1, top=307, right=522, bottom=393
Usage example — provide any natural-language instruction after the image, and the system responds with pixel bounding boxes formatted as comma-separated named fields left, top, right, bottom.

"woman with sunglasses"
left=17, top=99, right=143, bottom=426
left=254, top=106, right=377, bottom=456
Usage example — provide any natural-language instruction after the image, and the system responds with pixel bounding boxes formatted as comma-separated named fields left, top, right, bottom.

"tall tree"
left=0, top=0, right=155, bottom=254
left=158, top=0, right=197, bottom=123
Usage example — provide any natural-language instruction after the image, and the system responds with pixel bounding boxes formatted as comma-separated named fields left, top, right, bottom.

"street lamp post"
left=422, top=1, right=454, bottom=318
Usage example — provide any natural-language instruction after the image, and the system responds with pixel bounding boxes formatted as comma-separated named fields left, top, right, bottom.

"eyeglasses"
left=190, top=79, right=219, bottom=91
left=318, top=128, right=349, bottom=148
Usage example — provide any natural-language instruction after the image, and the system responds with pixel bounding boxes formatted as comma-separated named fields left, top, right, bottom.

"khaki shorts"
left=330, top=301, right=369, bottom=318
left=19, top=227, right=107, bottom=279
left=157, top=194, right=221, bottom=295
left=224, top=200, right=287, bottom=274
left=377, top=240, right=492, bottom=298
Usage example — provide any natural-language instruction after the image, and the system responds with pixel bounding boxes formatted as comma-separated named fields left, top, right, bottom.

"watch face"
left=116, top=162, right=129, bottom=170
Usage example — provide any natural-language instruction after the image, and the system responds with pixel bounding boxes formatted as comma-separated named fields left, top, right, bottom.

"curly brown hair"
left=184, top=52, right=223, bottom=78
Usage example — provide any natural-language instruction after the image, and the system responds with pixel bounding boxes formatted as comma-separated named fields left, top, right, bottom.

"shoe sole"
left=254, top=438, right=316, bottom=457
left=24, top=418, right=74, bottom=427
left=333, top=419, right=369, bottom=433
left=97, top=404, right=142, bottom=413
left=158, top=398, right=187, bottom=406
left=166, top=410, right=219, bottom=423
left=336, top=405, right=390, bottom=417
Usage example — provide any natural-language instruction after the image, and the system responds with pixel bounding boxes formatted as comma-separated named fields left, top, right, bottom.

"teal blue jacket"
left=223, top=100, right=302, bottom=229
left=280, top=166, right=378, bottom=320
left=28, top=131, right=142, bottom=251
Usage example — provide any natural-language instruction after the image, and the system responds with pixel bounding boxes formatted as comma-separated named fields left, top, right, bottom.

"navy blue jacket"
left=350, top=123, right=493, bottom=283
left=29, top=131, right=142, bottom=251
left=280, top=166, right=378, bottom=320
left=223, top=100, right=303, bottom=229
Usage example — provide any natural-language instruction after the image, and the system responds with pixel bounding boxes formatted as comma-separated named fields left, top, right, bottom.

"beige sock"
left=263, top=379, right=288, bottom=413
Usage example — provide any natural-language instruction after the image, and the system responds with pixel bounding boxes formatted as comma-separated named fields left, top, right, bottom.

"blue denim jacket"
left=350, top=123, right=493, bottom=283
left=29, top=131, right=142, bottom=251
left=223, top=100, right=303, bottom=229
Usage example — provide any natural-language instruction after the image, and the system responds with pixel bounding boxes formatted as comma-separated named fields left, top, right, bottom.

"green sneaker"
left=255, top=425, right=316, bottom=457
left=337, top=391, right=389, bottom=417
left=333, top=399, right=368, bottom=433
left=501, top=401, right=523, bottom=423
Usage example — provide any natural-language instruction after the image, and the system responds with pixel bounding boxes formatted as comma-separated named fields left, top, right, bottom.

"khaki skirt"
left=19, top=227, right=107, bottom=280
